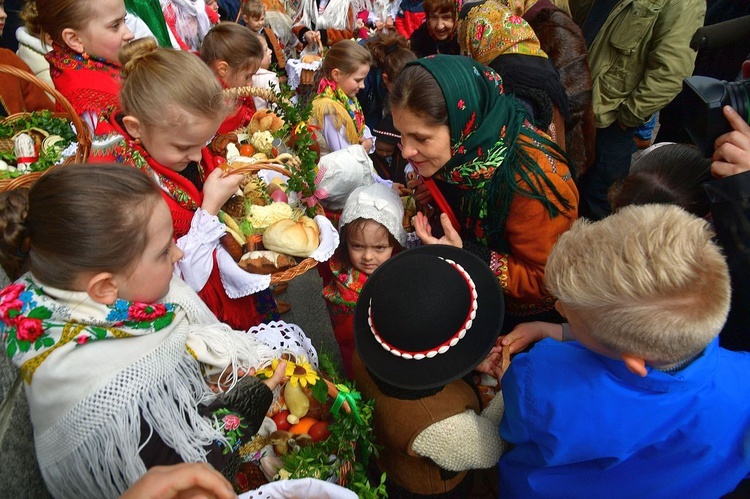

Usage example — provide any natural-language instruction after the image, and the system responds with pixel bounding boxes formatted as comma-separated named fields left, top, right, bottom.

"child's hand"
left=501, top=321, right=562, bottom=354
left=392, top=182, right=410, bottom=196
left=262, top=361, right=287, bottom=391
left=415, top=212, right=463, bottom=248
left=304, top=30, right=321, bottom=45
left=202, top=168, right=243, bottom=216
left=357, top=18, right=365, bottom=29
left=208, top=368, right=248, bottom=393
left=475, top=336, right=506, bottom=379
left=360, top=138, right=373, bottom=152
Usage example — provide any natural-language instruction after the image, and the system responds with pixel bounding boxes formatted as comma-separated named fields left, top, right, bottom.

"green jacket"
left=569, top=0, right=705, bottom=129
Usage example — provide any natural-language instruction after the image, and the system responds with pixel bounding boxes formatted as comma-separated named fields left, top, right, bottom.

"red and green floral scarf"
left=317, top=77, right=366, bottom=137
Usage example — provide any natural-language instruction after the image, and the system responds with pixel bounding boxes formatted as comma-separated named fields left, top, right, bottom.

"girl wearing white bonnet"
left=322, top=183, right=406, bottom=377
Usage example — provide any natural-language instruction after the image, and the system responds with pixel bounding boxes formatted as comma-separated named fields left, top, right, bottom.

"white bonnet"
left=339, top=183, right=407, bottom=247
left=315, top=145, right=375, bottom=210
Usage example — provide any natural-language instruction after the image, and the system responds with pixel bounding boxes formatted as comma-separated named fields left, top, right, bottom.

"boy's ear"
left=122, top=116, right=143, bottom=140
left=213, top=60, right=229, bottom=78
left=86, top=272, right=120, bottom=306
left=622, top=353, right=648, bottom=377
left=61, top=28, right=85, bottom=54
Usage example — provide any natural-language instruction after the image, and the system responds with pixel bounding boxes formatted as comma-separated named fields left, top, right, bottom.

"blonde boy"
left=499, top=204, right=750, bottom=497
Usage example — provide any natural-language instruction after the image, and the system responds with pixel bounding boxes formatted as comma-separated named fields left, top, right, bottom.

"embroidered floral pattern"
left=212, top=408, right=248, bottom=454
left=0, top=281, right=54, bottom=357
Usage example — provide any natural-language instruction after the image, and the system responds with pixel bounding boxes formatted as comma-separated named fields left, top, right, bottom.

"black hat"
left=354, top=245, right=504, bottom=390
left=372, top=116, right=401, bottom=145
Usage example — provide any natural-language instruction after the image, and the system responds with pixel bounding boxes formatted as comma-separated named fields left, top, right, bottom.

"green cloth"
left=412, top=55, right=571, bottom=247
left=125, top=0, right=174, bottom=48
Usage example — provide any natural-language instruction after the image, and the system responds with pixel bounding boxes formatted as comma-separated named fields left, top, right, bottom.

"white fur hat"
left=339, top=183, right=407, bottom=247
left=315, top=145, right=375, bottom=211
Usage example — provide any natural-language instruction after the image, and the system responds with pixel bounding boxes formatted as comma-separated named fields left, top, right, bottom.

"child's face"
left=259, top=37, right=272, bottom=70
left=206, top=0, right=219, bottom=12
left=224, top=61, right=259, bottom=88
left=334, top=64, right=370, bottom=98
left=134, top=110, right=224, bottom=172
left=244, top=14, right=266, bottom=32
left=73, top=0, right=134, bottom=62
left=374, top=140, right=396, bottom=159
left=116, top=198, right=182, bottom=303
left=428, top=10, right=455, bottom=41
left=347, top=220, right=394, bottom=275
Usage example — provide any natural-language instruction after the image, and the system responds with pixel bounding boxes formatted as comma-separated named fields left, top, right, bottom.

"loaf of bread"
left=301, top=54, right=322, bottom=64
left=239, top=250, right=296, bottom=274
left=262, top=216, right=320, bottom=257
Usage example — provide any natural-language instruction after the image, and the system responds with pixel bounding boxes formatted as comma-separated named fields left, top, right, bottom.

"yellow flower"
left=289, top=357, right=319, bottom=388
left=256, top=357, right=319, bottom=387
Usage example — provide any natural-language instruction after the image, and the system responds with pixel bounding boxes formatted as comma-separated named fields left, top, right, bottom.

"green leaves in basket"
left=309, top=374, right=328, bottom=404
left=267, top=85, right=320, bottom=217
left=0, top=110, right=77, bottom=176
left=0, top=110, right=76, bottom=143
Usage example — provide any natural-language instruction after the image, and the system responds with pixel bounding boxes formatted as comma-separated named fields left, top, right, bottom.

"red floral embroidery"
left=457, top=99, right=466, bottom=110
left=76, top=335, right=90, bottom=345
left=15, top=317, right=44, bottom=342
left=127, top=303, right=167, bottom=321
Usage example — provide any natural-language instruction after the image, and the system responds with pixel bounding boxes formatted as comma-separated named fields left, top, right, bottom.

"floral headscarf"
left=411, top=55, right=572, bottom=246
left=457, top=0, right=547, bottom=65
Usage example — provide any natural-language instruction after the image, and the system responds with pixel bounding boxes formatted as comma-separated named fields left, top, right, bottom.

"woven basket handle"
left=0, top=64, right=91, bottom=162
left=222, top=85, right=293, bottom=108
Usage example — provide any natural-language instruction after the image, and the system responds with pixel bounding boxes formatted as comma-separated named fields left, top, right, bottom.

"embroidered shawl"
left=0, top=275, right=311, bottom=498
left=312, top=78, right=366, bottom=146
left=45, top=43, right=122, bottom=117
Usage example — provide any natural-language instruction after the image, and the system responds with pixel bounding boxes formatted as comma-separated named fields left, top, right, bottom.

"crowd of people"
left=0, top=0, right=749, bottom=497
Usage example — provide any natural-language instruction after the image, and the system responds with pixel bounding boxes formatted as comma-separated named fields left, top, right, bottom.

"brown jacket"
left=353, top=353, right=481, bottom=496
left=0, top=49, right=55, bottom=117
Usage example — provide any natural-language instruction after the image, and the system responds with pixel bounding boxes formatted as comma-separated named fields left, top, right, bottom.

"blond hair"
left=545, top=204, right=730, bottom=365
left=119, top=38, right=229, bottom=128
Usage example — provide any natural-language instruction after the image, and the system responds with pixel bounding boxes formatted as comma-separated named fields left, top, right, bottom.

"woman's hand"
left=120, top=463, right=237, bottom=499
left=712, top=105, right=750, bottom=178
left=414, top=212, right=463, bottom=247
left=304, top=30, right=321, bottom=45
left=406, top=172, right=433, bottom=205
left=392, top=182, right=410, bottom=196
left=202, top=168, right=243, bottom=216
left=501, top=321, right=562, bottom=354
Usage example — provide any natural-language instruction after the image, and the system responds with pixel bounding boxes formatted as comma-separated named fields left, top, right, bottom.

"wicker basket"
left=0, top=64, right=91, bottom=192
left=221, top=162, right=323, bottom=285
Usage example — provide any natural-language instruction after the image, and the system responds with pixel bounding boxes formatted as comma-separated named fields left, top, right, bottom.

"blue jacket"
left=499, top=338, right=750, bottom=498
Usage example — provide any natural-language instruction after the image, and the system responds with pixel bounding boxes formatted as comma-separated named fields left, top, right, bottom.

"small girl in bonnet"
left=322, top=182, right=407, bottom=377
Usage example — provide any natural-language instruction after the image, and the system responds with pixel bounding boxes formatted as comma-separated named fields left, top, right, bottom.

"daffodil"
left=257, top=358, right=295, bottom=379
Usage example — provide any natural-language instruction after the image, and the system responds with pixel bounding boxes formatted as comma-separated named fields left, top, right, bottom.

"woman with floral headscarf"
left=392, top=55, right=578, bottom=331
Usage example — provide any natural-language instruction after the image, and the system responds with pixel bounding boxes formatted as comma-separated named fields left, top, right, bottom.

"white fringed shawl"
left=12, top=276, right=315, bottom=498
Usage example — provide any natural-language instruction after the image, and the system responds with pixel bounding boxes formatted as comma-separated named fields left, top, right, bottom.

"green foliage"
left=270, top=85, right=320, bottom=217
left=279, top=351, right=386, bottom=497
left=0, top=110, right=78, bottom=178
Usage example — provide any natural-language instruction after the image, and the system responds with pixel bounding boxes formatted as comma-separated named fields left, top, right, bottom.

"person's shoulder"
left=510, top=339, right=599, bottom=378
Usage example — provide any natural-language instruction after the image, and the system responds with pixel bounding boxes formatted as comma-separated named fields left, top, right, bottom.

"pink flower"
left=76, top=335, right=90, bottom=345
left=223, top=414, right=241, bottom=431
left=457, top=99, right=466, bottom=110
left=509, top=15, right=524, bottom=24
left=0, top=284, right=25, bottom=321
left=15, top=317, right=44, bottom=343
left=128, top=303, right=167, bottom=322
